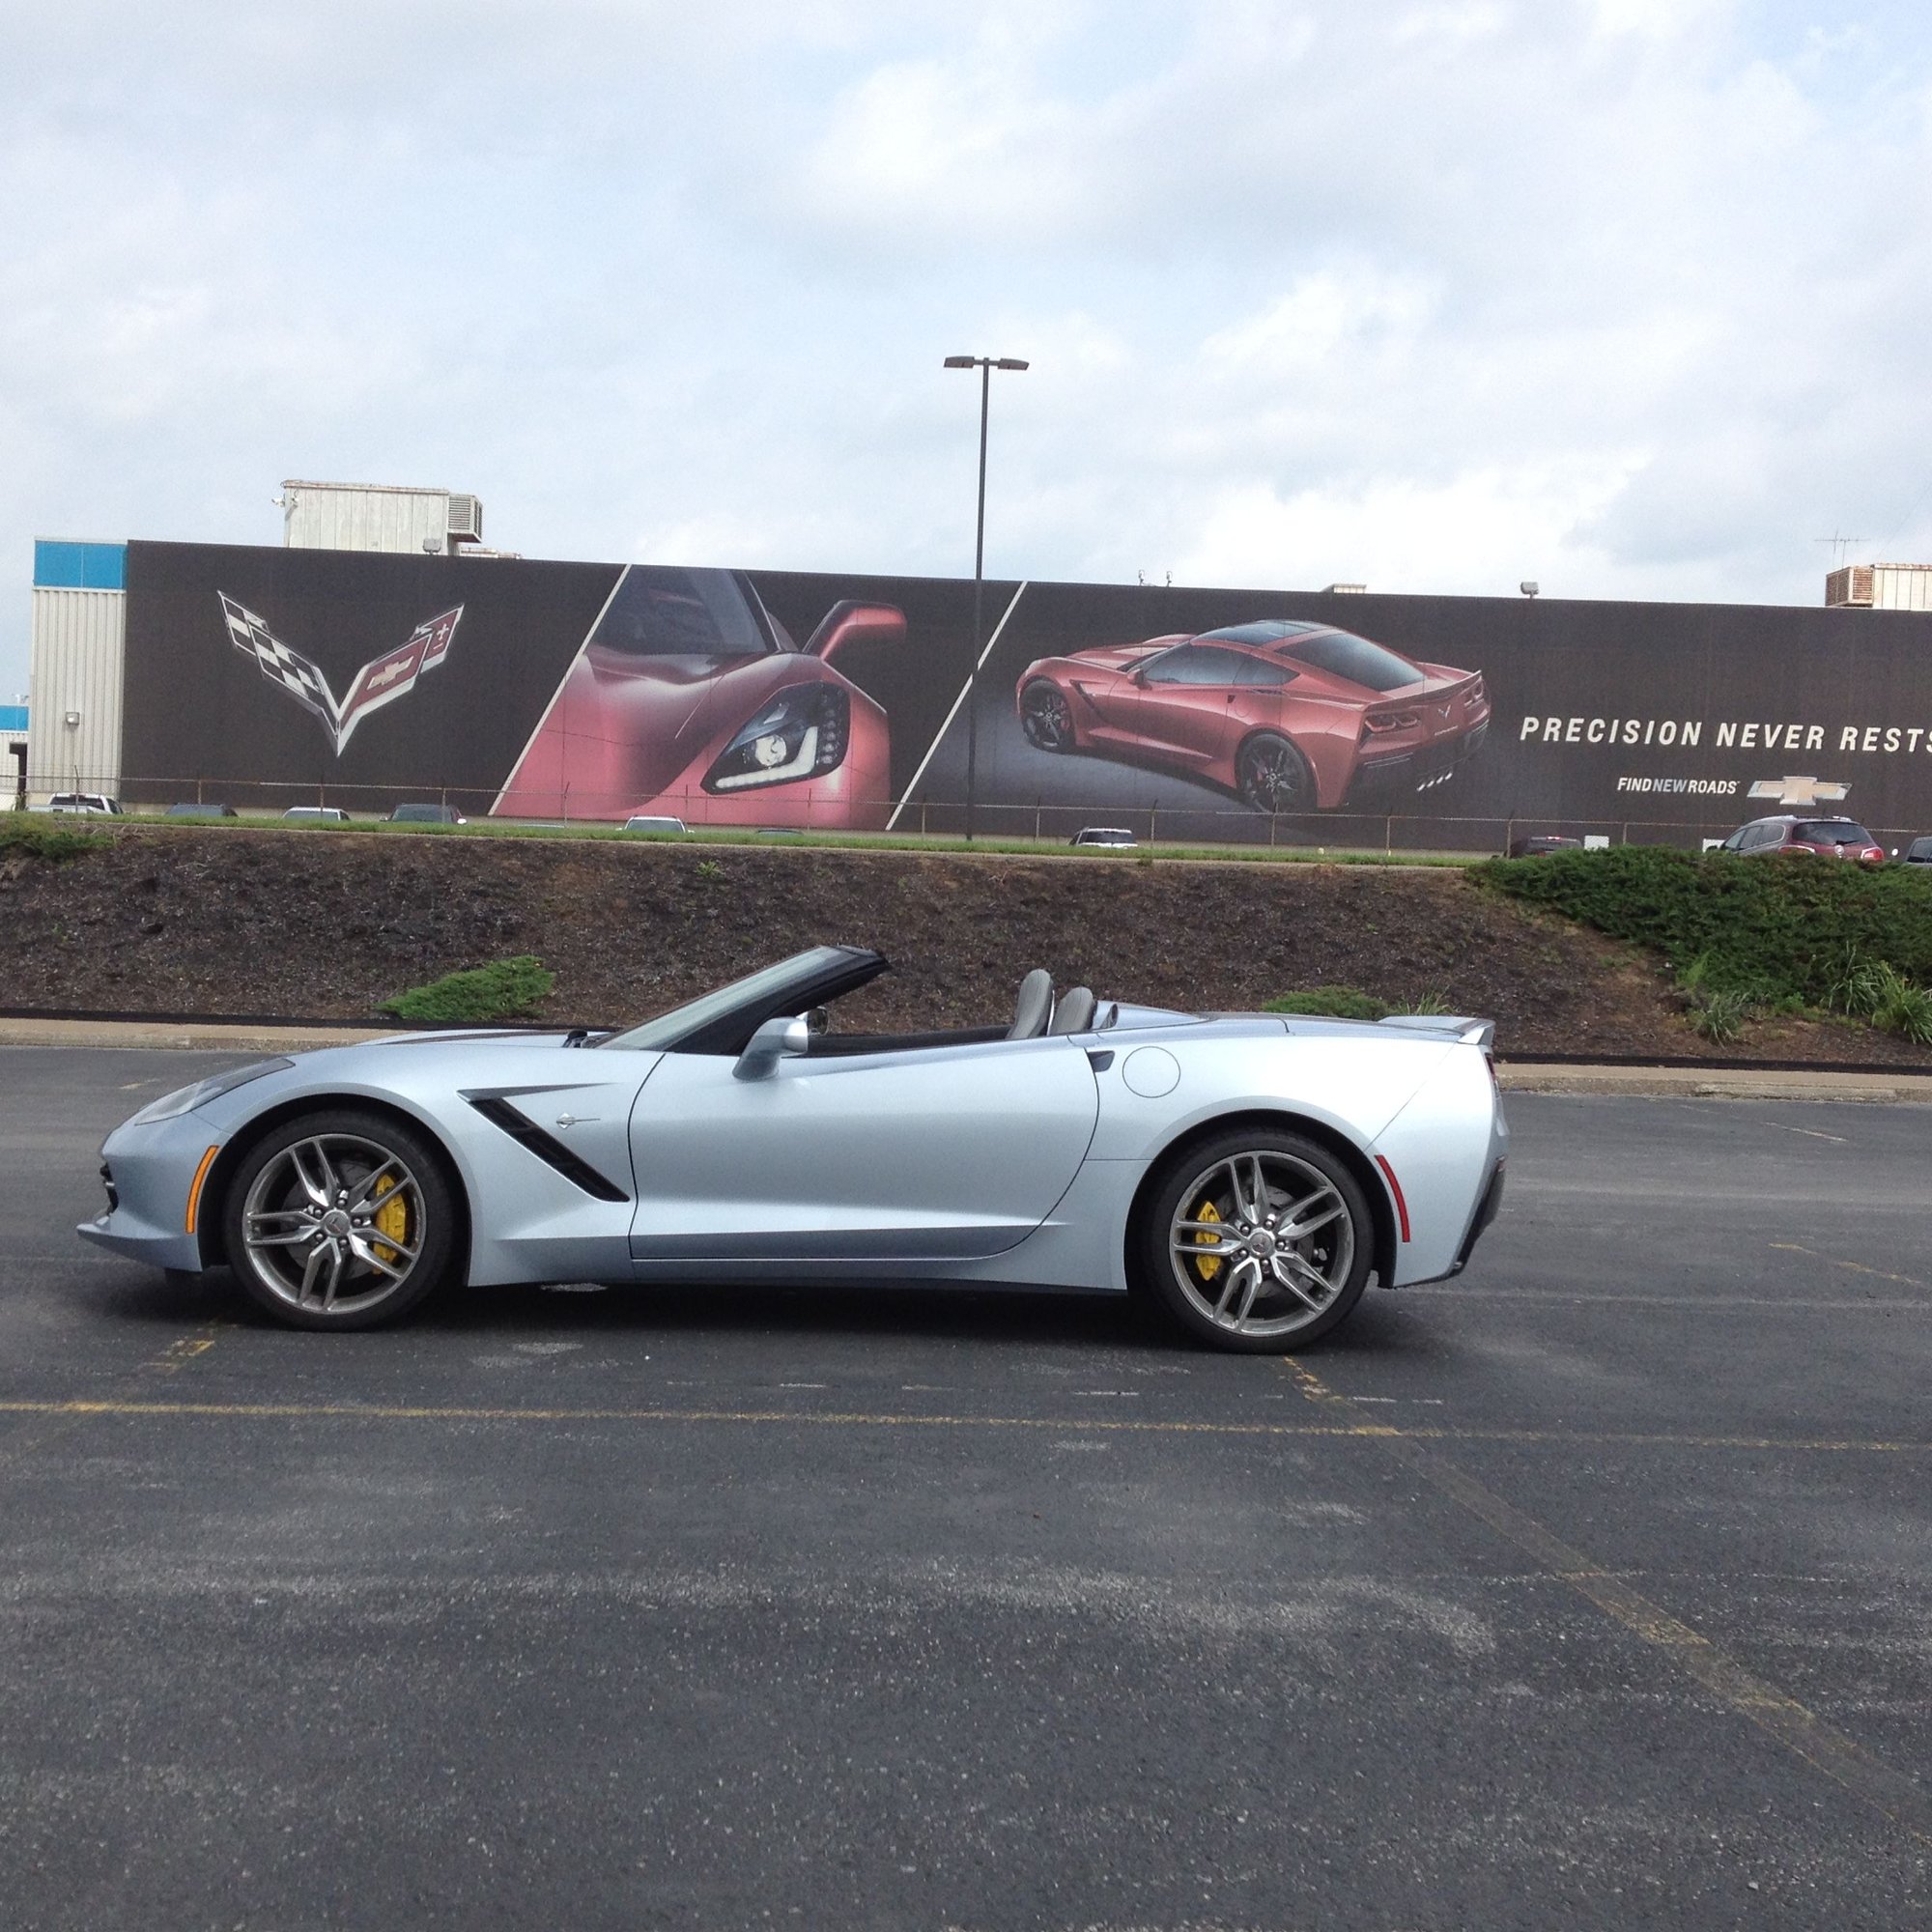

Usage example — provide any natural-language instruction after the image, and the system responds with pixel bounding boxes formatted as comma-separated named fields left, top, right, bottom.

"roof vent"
left=1826, top=564, right=1874, bottom=608
left=446, top=494, right=484, bottom=544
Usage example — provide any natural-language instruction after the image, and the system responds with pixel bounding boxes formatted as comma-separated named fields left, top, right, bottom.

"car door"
left=1128, top=644, right=1255, bottom=768
left=627, top=1036, right=1100, bottom=1263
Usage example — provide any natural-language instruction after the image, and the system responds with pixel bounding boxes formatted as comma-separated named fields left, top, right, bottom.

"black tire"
left=1133, top=1126, right=1373, bottom=1352
left=221, top=1108, right=460, bottom=1331
left=1019, top=680, right=1077, bottom=752
left=1235, top=731, right=1315, bottom=813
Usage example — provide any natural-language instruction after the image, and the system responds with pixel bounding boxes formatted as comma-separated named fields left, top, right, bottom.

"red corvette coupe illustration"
left=495, top=566, right=902, bottom=828
left=1015, top=619, right=1490, bottom=812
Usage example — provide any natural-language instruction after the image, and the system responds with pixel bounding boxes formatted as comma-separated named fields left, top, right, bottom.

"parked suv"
left=1718, top=815, right=1886, bottom=862
left=30, top=791, right=123, bottom=815
left=1903, top=837, right=1932, bottom=867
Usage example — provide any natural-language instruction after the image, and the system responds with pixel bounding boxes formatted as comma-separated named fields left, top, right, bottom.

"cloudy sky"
left=5, top=0, right=1930, bottom=697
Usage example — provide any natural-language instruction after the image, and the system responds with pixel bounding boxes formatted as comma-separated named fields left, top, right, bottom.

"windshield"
left=590, top=566, right=778, bottom=658
left=1792, top=820, right=1875, bottom=845
left=599, top=947, right=853, bottom=1051
left=1277, top=630, right=1423, bottom=693
left=1197, top=620, right=1326, bottom=647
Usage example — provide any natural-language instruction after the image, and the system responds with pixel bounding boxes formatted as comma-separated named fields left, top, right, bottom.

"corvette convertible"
left=493, top=565, right=903, bottom=830
left=81, top=949, right=1507, bottom=1352
left=1015, top=618, right=1491, bottom=812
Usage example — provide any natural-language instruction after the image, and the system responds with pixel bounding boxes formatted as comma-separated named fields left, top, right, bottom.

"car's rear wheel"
left=1135, top=1128, right=1372, bottom=1352
left=222, top=1109, right=458, bottom=1330
left=1236, top=732, right=1314, bottom=812
left=1020, top=680, right=1076, bottom=752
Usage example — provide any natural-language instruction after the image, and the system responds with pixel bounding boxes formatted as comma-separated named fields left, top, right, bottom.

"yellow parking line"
left=1279, top=1357, right=1932, bottom=1847
left=0, top=1395, right=1922, bottom=1457
left=1769, top=1241, right=1926, bottom=1290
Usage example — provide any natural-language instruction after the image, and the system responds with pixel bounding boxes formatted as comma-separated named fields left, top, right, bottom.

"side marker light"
left=1374, top=1154, right=1410, bottom=1242
left=185, top=1146, right=220, bottom=1235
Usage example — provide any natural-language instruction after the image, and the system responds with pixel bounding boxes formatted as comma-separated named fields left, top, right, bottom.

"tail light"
left=1362, top=708, right=1421, bottom=738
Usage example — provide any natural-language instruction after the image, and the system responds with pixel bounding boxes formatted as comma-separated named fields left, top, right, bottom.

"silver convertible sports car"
left=81, top=949, right=1508, bottom=1352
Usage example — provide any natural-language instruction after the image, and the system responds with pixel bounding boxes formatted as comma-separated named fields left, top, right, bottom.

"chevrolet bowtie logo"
left=1748, top=776, right=1849, bottom=810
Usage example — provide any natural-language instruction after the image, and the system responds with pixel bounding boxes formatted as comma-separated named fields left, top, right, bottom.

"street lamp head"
left=995, top=358, right=1030, bottom=371
left=943, top=355, right=976, bottom=369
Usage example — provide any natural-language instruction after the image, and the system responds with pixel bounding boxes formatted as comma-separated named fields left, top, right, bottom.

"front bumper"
left=77, top=1112, right=229, bottom=1273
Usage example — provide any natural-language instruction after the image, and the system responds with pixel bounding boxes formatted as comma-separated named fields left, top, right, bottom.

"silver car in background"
left=80, top=948, right=1507, bottom=1352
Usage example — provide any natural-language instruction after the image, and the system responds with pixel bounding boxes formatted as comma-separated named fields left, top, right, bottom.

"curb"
left=0, top=1018, right=391, bottom=1053
left=5, top=1017, right=1930, bottom=1103
left=1497, top=1064, right=1932, bottom=1104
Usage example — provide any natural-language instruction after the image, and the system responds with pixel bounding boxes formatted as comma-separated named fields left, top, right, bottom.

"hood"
left=500, top=649, right=837, bottom=817
left=1063, top=641, right=1184, bottom=675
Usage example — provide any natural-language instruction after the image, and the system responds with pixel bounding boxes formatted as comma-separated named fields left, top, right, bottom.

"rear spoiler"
left=1378, top=1014, right=1494, bottom=1052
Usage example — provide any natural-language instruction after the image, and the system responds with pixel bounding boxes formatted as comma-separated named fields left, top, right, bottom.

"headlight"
left=703, top=685, right=850, bottom=793
left=127, top=1058, right=294, bottom=1126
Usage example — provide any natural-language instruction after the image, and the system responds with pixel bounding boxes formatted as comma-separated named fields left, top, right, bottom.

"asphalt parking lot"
left=1, top=1046, right=1928, bottom=1930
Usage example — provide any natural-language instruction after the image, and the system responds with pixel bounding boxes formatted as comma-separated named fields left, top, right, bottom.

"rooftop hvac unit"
left=1826, top=564, right=1874, bottom=608
left=445, top=494, right=484, bottom=544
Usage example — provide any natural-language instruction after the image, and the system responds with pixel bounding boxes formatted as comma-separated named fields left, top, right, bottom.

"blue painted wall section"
left=33, top=541, right=128, bottom=590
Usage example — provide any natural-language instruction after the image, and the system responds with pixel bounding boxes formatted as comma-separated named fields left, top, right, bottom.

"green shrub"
left=1827, top=951, right=1932, bottom=1045
left=1264, top=987, right=1391, bottom=1021
left=379, top=955, right=555, bottom=1024
left=1473, top=846, right=1932, bottom=1009
left=1688, top=987, right=1754, bottom=1045
left=0, top=818, right=106, bottom=863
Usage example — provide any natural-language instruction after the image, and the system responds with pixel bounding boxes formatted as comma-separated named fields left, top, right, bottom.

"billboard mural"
left=118, top=540, right=1932, bottom=846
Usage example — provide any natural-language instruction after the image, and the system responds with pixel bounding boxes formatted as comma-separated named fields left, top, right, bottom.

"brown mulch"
left=3, top=828, right=1929, bottom=1066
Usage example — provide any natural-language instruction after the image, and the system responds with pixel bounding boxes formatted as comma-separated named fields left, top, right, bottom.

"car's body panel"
left=628, top=1037, right=1098, bottom=1263
left=80, top=955, right=1507, bottom=1317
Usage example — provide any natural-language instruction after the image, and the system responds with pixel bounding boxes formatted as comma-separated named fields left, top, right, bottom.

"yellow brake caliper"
left=371, top=1174, right=410, bottom=1266
left=1192, top=1196, right=1223, bottom=1282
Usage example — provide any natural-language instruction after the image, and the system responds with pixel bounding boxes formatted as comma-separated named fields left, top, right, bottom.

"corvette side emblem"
left=218, top=594, right=462, bottom=754
left=1747, top=776, right=1848, bottom=810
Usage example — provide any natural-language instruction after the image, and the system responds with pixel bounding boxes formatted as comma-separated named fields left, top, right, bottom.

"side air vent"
left=466, top=1096, right=628, bottom=1202
left=446, top=493, right=484, bottom=543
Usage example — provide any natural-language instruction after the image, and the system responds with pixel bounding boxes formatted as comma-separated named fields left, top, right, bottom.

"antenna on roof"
left=1813, top=532, right=1868, bottom=566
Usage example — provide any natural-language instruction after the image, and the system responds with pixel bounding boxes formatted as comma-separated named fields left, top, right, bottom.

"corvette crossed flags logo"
left=218, top=595, right=463, bottom=754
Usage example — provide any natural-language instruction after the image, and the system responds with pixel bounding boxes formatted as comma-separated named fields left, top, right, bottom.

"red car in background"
left=1015, top=619, right=1490, bottom=813
left=1718, top=816, right=1887, bottom=862
left=495, top=566, right=902, bottom=828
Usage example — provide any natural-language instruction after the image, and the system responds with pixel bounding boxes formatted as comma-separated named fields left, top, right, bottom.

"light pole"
left=944, top=353, right=1028, bottom=839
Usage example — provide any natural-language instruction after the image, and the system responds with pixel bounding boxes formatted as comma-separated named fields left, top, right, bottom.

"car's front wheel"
left=1019, top=680, right=1076, bottom=752
left=1135, top=1128, right=1373, bottom=1352
left=1236, top=732, right=1315, bottom=813
left=222, top=1109, right=458, bottom=1330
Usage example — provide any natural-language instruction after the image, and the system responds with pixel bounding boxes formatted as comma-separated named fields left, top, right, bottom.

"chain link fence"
left=13, top=767, right=1927, bottom=859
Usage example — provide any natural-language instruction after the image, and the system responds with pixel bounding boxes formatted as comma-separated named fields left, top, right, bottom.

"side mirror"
left=734, top=1014, right=810, bottom=1081
left=806, top=602, right=905, bottom=662
left=1131, top=668, right=1150, bottom=688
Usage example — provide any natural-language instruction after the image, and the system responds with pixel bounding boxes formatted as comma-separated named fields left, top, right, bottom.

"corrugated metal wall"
left=283, top=482, right=452, bottom=554
left=1873, top=565, right=1932, bottom=614
left=28, top=587, right=126, bottom=799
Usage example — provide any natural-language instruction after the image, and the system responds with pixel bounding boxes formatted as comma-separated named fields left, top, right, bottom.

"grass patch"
left=1473, top=846, right=1932, bottom=1014
left=0, top=818, right=107, bottom=863
left=379, top=955, right=555, bottom=1025
left=126, top=811, right=1485, bottom=867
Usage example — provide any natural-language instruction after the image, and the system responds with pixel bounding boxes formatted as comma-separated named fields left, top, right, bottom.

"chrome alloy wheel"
left=1019, top=681, right=1076, bottom=751
left=239, top=1132, right=427, bottom=1318
left=1167, top=1149, right=1355, bottom=1339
